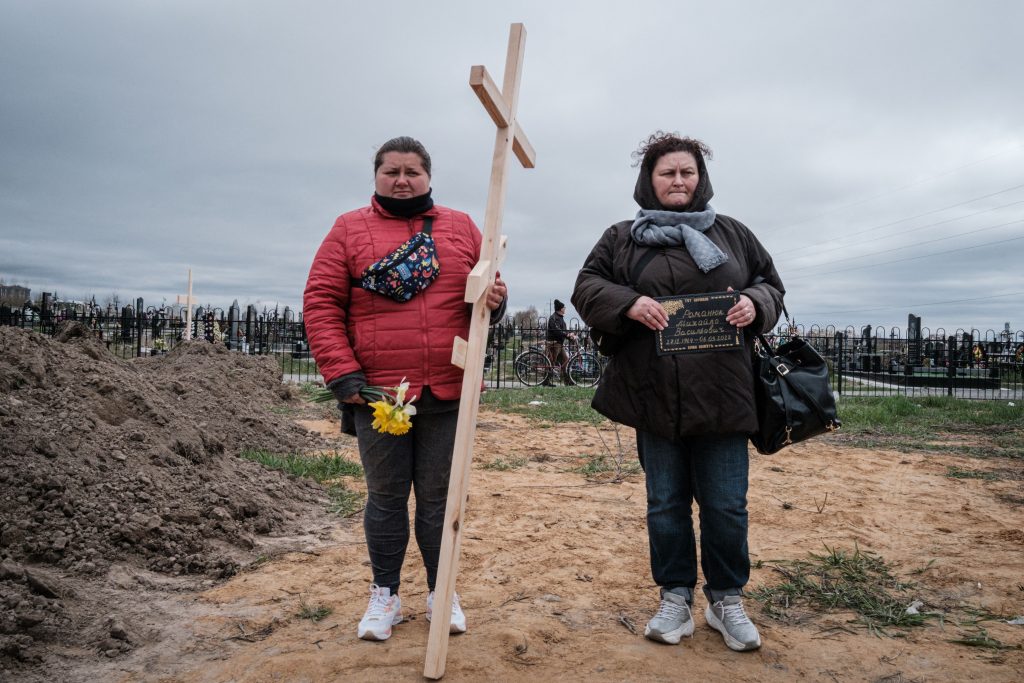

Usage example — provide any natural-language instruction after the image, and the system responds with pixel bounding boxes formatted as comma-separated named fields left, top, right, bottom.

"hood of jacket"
left=633, top=149, right=715, bottom=212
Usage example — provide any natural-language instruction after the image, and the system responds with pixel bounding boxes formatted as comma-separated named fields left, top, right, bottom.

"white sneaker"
left=705, top=595, right=761, bottom=651
left=426, top=590, right=467, bottom=633
left=357, top=584, right=402, bottom=641
left=644, top=589, right=695, bottom=644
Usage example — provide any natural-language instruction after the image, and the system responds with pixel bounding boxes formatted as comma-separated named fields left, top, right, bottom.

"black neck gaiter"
left=375, top=189, right=434, bottom=218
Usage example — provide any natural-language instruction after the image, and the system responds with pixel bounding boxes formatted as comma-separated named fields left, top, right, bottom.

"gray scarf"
left=629, top=206, right=727, bottom=273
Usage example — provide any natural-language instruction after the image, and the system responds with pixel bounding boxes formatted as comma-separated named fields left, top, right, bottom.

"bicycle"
left=514, top=335, right=602, bottom=387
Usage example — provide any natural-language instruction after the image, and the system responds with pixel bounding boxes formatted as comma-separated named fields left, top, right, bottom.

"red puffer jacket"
left=303, top=198, right=481, bottom=401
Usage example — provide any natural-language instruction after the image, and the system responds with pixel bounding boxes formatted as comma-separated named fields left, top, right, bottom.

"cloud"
left=2, top=1, right=1023, bottom=332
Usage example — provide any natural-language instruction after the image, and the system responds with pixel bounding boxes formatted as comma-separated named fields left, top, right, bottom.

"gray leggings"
left=354, top=396, right=458, bottom=594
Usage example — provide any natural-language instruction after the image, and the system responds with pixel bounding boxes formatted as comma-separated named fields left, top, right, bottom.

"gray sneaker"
left=705, top=595, right=761, bottom=651
left=644, top=589, right=694, bottom=644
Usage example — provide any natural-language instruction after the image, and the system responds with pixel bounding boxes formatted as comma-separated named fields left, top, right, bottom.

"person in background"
left=572, top=131, right=784, bottom=652
left=544, top=299, right=575, bottom=386
left=304, top=136, right=507, bottom=642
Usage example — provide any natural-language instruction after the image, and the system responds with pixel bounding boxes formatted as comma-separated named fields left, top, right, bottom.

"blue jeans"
left=636, top=430, right=750, bottom=600
left=354, top=392, right=458, bottom=594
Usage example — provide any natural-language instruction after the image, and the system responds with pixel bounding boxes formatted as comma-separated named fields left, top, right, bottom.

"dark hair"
left=631, top=131, right=712, bottom=172
left=374, top=136, right=432, bottom=175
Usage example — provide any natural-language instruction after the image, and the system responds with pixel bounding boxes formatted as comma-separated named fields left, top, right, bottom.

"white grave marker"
left=175, top=269, right=196, bottom=341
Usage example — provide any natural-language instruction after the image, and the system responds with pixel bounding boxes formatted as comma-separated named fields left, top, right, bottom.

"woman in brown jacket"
left=572, top=132, right=785, bottom=652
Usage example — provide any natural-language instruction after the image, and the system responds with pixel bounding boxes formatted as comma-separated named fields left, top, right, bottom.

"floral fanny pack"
left=360, top=217, right=441, bottom=303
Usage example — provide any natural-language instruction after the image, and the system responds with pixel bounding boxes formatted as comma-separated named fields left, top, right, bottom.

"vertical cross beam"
left=176, top=268, right=196, bottom=341
left=423, top=23, right=534, bottom=680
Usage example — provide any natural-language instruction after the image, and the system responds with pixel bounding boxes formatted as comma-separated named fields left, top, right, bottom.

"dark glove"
left=328, top=372, right=367, bottom=404
left=328, top=372, right=366, bottom=437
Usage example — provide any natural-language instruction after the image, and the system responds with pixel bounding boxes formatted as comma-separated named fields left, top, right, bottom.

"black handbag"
left=751, top=333, right=841, bottom=454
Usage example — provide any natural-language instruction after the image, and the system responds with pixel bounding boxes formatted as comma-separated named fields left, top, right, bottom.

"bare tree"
left=512, top=305, right=539, bottom=329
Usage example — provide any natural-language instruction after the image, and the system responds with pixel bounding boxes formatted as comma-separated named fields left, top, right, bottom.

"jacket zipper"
left=414, top=216, right=431, bottom=385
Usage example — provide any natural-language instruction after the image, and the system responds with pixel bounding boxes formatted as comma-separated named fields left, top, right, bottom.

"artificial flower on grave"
left=313, top=378, right=418, bottom=436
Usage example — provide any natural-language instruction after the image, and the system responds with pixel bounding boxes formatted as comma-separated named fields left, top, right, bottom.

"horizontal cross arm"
left=463, top=260, right=493, bottom=304
left=469, top=65, right=509, bottom=128
left=470, top=65, right=533, bottom=168
left=513, top=122, right=535, bottom=168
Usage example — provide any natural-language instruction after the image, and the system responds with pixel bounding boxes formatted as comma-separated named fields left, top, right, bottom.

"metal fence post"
left=836, top=332, right=844, bottom=396
left=135, top=297, right=144, bottom=357
left=947, top=334, right=956, bottom=397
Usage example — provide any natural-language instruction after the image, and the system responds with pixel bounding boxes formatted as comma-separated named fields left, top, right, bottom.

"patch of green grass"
left=279, top=356, right=320, bottom=376
left=570, top=452, right=641, bottom=480
left=269, top=405, right=295, bottom=415
left=749, top=543, right=930, bottom=635
left=241, top=449, right=365, bottom=517
left=246, top=555, right=270, bottom=572
left=949, top=628, right=1022, bottom=650
left=298, top=382, right=325, bottom=401
left=572, top=454, right=611, bottom=476
left=326, top=485, right=364, bottom=517
left=240, top=449, right=363, bottom=480
left=945, top=465, right=1000, bottom=481
left=481, top=456, right=528, bottom=471
left=297, top=599, right=332, bottom=622
left=480, top=386, right=605, bottom=424
left=836, top=397, right=1024, bottom=458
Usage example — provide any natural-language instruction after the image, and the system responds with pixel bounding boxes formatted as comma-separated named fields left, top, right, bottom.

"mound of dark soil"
left=0, top=324, right=335, bottom=670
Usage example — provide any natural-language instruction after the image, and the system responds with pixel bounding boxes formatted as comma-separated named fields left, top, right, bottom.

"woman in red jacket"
left=304, top=136, right=506, bottom=641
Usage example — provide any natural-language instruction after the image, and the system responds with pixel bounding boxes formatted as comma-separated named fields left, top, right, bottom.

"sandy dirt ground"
left=2, top=326, right=1021, bottom=682
left=78, top=410, right=1024, bottom=683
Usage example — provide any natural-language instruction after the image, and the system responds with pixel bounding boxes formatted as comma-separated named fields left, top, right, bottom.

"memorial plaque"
left=655, top=291, right=742, bottom=355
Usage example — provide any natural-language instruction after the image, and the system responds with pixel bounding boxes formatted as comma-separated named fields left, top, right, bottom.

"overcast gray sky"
left=2, top=0, right=1022, bottom=334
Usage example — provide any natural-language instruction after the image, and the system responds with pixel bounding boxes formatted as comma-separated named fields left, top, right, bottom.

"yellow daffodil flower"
left=314, top=380, right=418, bottom=436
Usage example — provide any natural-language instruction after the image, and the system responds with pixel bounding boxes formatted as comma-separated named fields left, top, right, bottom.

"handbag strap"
left=748, top=275, right=789, bottom=323
left=421, top=216, right=434, bottom=235
left=629, top=248, right=659, bottom=286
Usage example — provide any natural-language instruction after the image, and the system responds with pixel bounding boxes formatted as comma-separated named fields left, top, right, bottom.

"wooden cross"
left=423, top=23, right=535, bottom=680
left=175, top=268, right=196, bottom=341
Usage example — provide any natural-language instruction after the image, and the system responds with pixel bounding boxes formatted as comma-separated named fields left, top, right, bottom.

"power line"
left=769, top=142, right=1022, bottom=236
left=773, top=181, right=1024, bottom=256
left=799, top=291, right=1024, bottom=316
left=784, top=234, right=1024, bottom=281
left=787, top=199, right=1024, bottom=262
left=784, top=219, right=1024, bottom=274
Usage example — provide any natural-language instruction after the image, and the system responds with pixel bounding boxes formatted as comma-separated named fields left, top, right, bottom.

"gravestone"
left=120, top=305, right=134, bottom=342
left=228, top=300, right=240, bottom=350
left=203, top=312, right=216, bottom=343
left=907, top=314, right=922, bottom=366
left=245, top=305, right=256, bottom=354
left=151, top=308, right=166, bottom=338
